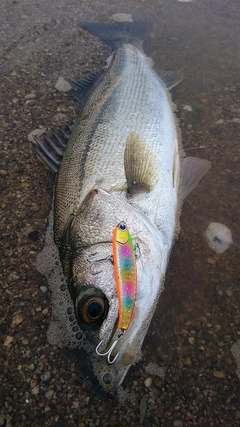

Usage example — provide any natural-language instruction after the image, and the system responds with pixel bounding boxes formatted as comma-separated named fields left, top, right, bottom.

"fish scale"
left=55, top=44, right=174, bottom=245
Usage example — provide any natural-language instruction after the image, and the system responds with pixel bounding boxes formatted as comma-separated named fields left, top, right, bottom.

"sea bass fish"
left=34, top=21, right=210, bottom=392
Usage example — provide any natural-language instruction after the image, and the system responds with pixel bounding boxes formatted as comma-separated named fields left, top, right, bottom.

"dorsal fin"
left=32, top=121, right=74, bottom=173
left=69, top=69, right=104, bottom=103
left=124, top=132, right=158, bottom=194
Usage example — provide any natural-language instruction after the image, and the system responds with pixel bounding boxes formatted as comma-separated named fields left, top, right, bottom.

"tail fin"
left=78, top=21, right=152, bottom=51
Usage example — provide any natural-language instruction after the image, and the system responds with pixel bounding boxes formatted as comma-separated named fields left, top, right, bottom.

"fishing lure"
left=95, top=222, right=137, bottom=363
left=112, top=221, right=137, bottom=331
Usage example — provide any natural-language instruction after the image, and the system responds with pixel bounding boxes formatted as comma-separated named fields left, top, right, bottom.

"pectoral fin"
left=181, top=156, right=211, bottom=199
left=124, top=132, right=158, bottom=194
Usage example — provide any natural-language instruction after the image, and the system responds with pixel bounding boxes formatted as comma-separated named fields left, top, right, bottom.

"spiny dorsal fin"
left=69, top=69, right=104, bottom=103
left=32, top=121, right=74, bottom=173
left=181, top=156, right=211, bottom=199
left=124, top=132, right=158, bottom=194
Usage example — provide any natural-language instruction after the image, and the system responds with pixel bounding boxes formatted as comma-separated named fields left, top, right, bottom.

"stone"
left=144, top=377, right=152, bottom=387
left=54, top=77, right=71, bottom=92
left=3, top=336, right=14, bottom=346
left=213, top=370, right=225, bottom=378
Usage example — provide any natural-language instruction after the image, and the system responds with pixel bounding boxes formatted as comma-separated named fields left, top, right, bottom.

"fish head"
left=60, top=188, right=165, bottom=392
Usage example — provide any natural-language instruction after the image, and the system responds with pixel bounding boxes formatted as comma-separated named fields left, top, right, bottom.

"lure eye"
left=76, top=293, right=108, bottom=325
left=118, top=222, right=126, bottom=231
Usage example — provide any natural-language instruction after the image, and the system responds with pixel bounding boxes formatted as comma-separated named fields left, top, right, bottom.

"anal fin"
left=181, top=156, right=211, bottom=199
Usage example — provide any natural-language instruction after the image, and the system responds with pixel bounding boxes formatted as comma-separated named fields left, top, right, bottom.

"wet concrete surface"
left=1, top=0, right=240, bottom=426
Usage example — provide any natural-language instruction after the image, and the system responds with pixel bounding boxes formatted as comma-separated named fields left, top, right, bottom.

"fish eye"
left=118, top=222, right=126, bottom=231
left=76, top=293, right=108, bottom=325
left=87, top=299, right=104, bottom=319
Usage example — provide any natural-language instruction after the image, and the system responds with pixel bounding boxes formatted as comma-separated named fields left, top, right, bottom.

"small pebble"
left=45, top=389, right=54, bottom=398
left=215, top=119, right=224, bottom=124
left=207, top=258, right=216, bottom=265
left=144, top=377, right=152, bottom=388
left=11, top=314, right=23, bottom=328
left=40, top=286, right=48, bottom=293
left=41, top=371, right=51, bottom=382
left=140, top=394, right=148, bottom=424
left=27, top=127, right=47, bottom=143
left=213, top=370, right=225, bottom=378
left=232, top=117, right=240, bottom=124
left=3, top=336, right=14, bottom=346
left=25, top=92, right=36, bottom=99
left=53, top=112, right=67, bottom=121
left=183, top=357, right=192, bottom=366
left=226, top=288, right=233, bottom=297
left=55, top=77, right=71, bottom=92
left=111, top=13, right=133, bottom=22
left=183, top=105, right=193, bottom=111
left=188, top=337, right=195, bottom=345
left=31, top=385, right=40, bottom=395
left=7, top=272, right=19, bottom=283
left=205, top=222, right=233, bottom=254
left=154, top=378, right=164, bottom=389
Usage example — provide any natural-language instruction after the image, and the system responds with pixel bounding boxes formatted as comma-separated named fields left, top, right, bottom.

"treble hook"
left=95, top=331, right=124, bottom=364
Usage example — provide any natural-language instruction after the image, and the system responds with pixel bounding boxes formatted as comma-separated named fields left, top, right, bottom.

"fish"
left=34, top=21, right=210, bottom=393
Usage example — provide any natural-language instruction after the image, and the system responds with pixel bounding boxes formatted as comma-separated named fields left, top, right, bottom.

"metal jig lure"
left=112, top=221, right=137, bottom=331
left=95, top=222, right=137, bottom=363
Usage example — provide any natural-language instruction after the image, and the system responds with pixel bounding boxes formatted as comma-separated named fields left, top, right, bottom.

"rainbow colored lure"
left=112, top=222, right=137, bottom=331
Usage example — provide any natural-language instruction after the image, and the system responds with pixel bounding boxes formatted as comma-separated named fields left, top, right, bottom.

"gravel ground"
left=1, top=0, right=240, bottom=426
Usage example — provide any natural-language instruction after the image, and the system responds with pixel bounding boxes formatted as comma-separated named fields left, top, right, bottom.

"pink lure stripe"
left=112, top=222, right=137, bottom=330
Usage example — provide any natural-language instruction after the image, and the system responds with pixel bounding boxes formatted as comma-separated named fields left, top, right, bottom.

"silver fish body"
left=35, top=21, right=210, bottom=392
left=55, top=42, right=179, bottom=246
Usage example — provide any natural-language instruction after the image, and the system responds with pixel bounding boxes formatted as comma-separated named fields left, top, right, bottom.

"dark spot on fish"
left=75, top=331, right=83, bottom=340
left=59, top=301, right=63, bottom=306
left=67, top=307, right=73, bottom=315
left=72, top=325, right=78, bottom=332
left=60, top=284, right=67, bottom=291
left=103, top=373, right=113, bottom=384
left=69, top=314, right=75, bottom=322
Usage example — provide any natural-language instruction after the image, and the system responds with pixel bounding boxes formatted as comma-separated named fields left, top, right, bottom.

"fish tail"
left=78, top=21, right=152, bottom=51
